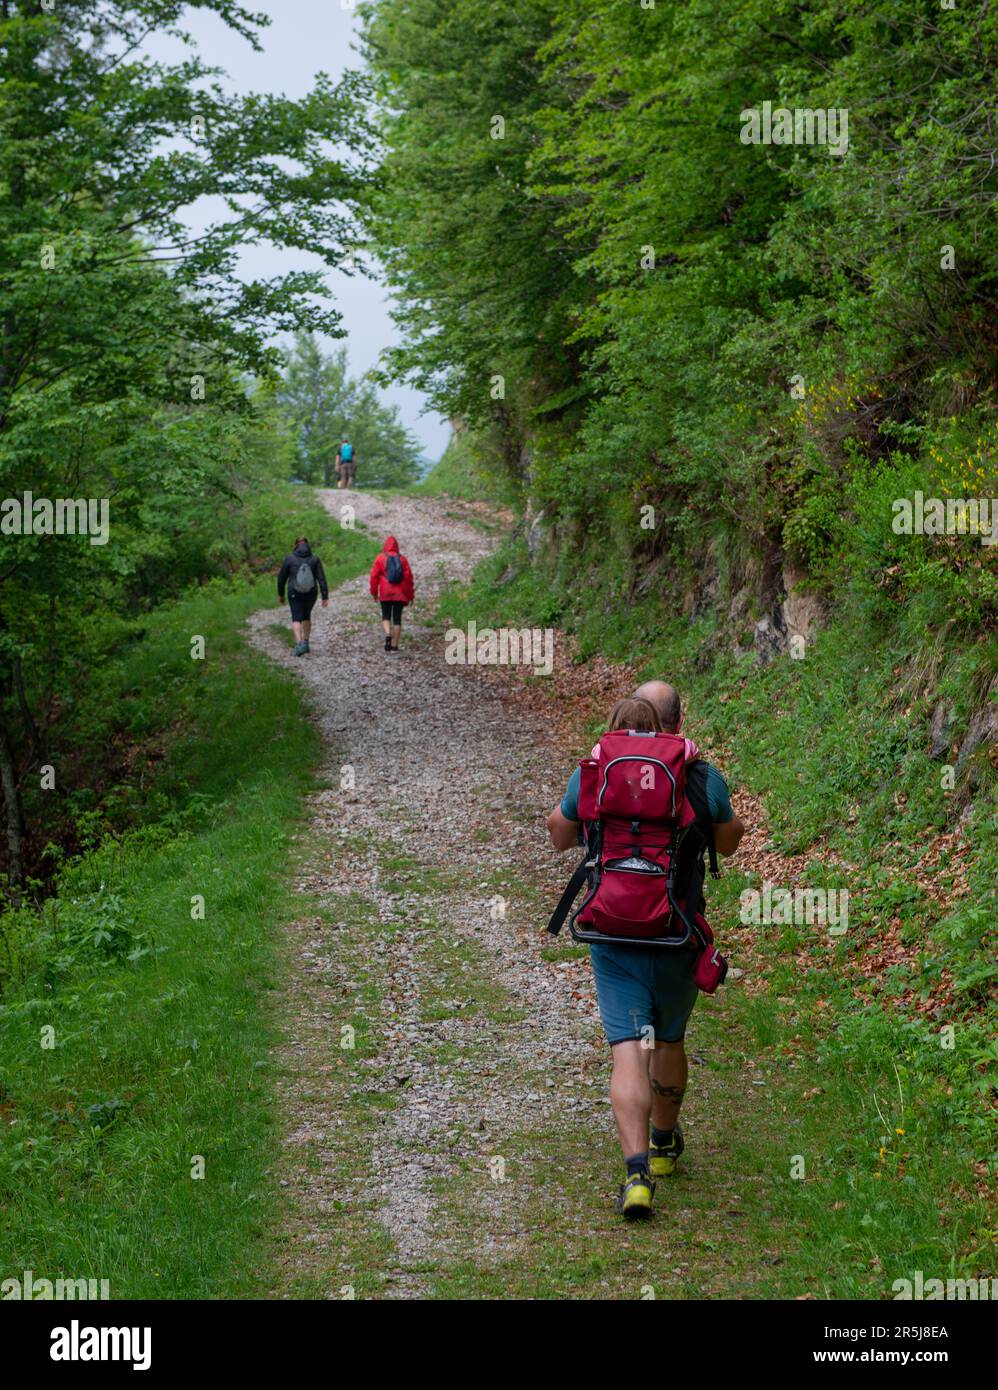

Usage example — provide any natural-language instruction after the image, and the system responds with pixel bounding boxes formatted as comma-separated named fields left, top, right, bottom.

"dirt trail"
left=247, top=489, right=774, bottom=1301
left=248, top=490, right=612, bottom=1297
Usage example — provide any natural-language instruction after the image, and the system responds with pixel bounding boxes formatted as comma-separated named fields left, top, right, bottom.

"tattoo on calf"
left=650, top=1080, right=686, bottom=1102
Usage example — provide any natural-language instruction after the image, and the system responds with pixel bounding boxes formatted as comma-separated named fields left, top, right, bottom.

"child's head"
left=606, top=697, right=662, bottom=733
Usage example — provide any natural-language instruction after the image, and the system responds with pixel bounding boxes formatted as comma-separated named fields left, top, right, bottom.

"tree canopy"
left=361, top=0, right=998, bottom=597
left=0, top=0, right=369, bottom=896
left=276, top=333, right=424, bottom=488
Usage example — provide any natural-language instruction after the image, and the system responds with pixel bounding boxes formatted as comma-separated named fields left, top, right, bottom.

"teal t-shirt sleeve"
left=560, top=765, right=581, bottom=821
left=705, top=765, right=734, bottom=823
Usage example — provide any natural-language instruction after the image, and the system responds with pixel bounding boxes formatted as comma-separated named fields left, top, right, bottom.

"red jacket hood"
left=383, top=536, right=400, bottom=553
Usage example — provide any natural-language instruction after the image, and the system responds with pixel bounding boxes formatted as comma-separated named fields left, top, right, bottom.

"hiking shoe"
left=384, top=635, right=392, bottom=652
left=617, top=1170, right=655, bottom=1220
left=293, top=642, right=305, bottom=657
left=302, top=639, right=310, bottom=654
left=649, top=1123, right=684, bottom=1178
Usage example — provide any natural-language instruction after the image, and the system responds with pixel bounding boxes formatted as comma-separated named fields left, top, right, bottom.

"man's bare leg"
left=649, top=1040, right=687, bottom=1132
left=612, top=1039, right=687, bottom=1154
left=609, top=1041, right=653, bottom=1157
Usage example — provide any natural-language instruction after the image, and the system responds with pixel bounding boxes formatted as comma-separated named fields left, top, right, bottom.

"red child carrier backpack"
left=547, top=730, right=728, bottom=992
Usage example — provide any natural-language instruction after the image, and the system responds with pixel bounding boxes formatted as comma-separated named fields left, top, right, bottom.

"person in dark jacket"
left=368, top=534, right=414, bottom=652
left=278, top=537, right=329, bottom=656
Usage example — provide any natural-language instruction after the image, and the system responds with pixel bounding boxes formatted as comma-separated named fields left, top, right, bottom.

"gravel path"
left=247, top=489, right=605, bottom=1298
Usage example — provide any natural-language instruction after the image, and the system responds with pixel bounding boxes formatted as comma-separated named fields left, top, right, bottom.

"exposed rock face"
left=929, top=701, right=954, bottom=760
left=956, top=677, right=998, bottom=771
left=689, top=570, right=720, bottom=623
left=694, top=635, right=720, bottom=673
left=520, top=508, right=829, bottom=666
left=753, top=606, right=788, bottom=663
left=525, top=506, right=546, bottom=561
left=753, top=564, right=825, bottom=662
left=519, top=441, right=535, bottom=488
left=728, top=587, right=751, bottom=624
left=781, top=564, right=824, bottom=645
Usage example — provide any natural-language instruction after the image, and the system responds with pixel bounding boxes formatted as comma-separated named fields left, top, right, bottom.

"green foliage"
left=50, top=889, right=147, bottom=972
left=276, top=332, right=424, bottom=488
left=358, top=0, right=582, bottom=428
left=414, top=428, right=516, bottom=503
left=0, top=493, right=372, bottom=1295
left=362, top=0, right=998, bottom=622
left=0, top=0, right=372, bottom=895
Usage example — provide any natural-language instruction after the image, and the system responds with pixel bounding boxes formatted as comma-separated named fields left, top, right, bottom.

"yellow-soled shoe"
left=617, top=1170, right=655, bottom=1220
left=649, top=1123, right=684, bottom=1178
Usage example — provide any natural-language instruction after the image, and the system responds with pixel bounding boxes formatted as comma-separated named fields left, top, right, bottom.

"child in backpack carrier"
left=549, top=694, right=723, bottom=987
left=546, top=680, right=742, bottom=1220
left=606, top=697, right=661, bottom=735
left=601, top=697, right=700, bottom=761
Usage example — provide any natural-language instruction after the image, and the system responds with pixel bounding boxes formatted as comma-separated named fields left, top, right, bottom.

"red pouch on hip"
left=690, top=911, right=728, bottom=993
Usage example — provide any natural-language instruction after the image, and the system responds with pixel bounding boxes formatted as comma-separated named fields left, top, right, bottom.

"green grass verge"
left=411, top=430, right=516, bottom=506
left=262, top=892, right=398, bottom=1300
left=0, top=486, right=377, bottom=1299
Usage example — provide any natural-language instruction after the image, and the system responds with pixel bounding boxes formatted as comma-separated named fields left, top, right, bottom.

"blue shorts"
left=590, top=943, right=699, bottom=1045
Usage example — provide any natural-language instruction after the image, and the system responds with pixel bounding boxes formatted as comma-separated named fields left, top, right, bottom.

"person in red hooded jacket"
left=369, top=535, right=415, bottom=652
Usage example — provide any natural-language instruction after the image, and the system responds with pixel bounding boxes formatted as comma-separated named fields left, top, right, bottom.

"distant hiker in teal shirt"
left=336, top=437, right=356, bottom=489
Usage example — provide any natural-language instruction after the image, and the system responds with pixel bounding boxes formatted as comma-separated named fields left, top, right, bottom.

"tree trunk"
left=12, top=654, right=45, bottom=766
left=0, top=710, right=25, bottom=905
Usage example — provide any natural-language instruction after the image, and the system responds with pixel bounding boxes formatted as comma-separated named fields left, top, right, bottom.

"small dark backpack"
left=385, top=553, right=403, bottom=585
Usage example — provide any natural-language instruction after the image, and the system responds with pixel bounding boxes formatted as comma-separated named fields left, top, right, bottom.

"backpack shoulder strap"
left=685, top=759, right=719, bottom=877
left=546, top=852, right=591, bottom=936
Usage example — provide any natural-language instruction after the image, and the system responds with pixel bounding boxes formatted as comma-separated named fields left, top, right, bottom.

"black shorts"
left=289, top=590, right=317, bottom=622
left=380, top=600, right=404, bottom=624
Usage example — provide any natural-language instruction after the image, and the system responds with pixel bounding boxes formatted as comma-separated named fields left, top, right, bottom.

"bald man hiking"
left=546, top=680, right=744, bottom=1219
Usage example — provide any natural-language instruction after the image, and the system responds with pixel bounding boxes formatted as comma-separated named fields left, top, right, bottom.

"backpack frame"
left=547, top=731, right=721, bottom=957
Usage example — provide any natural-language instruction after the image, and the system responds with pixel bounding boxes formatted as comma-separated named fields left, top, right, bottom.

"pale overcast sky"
left=144, top=1, right=450, bottom=463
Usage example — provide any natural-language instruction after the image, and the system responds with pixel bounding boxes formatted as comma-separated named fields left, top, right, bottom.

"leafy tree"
left=362, top=0, right=998, bottom=600
left=277, top=332, right=424, bottom=488
left=0, top=0, right=369, bottom=896
left=358, top=0, right=587, bottom=443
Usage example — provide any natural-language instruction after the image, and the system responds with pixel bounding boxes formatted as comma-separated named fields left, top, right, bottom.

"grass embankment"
left=0, top=485, right=377, bottom=1300
left=412, top=431, right=515, bottom=504
left=431, top=527, right=996, bottom=1297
